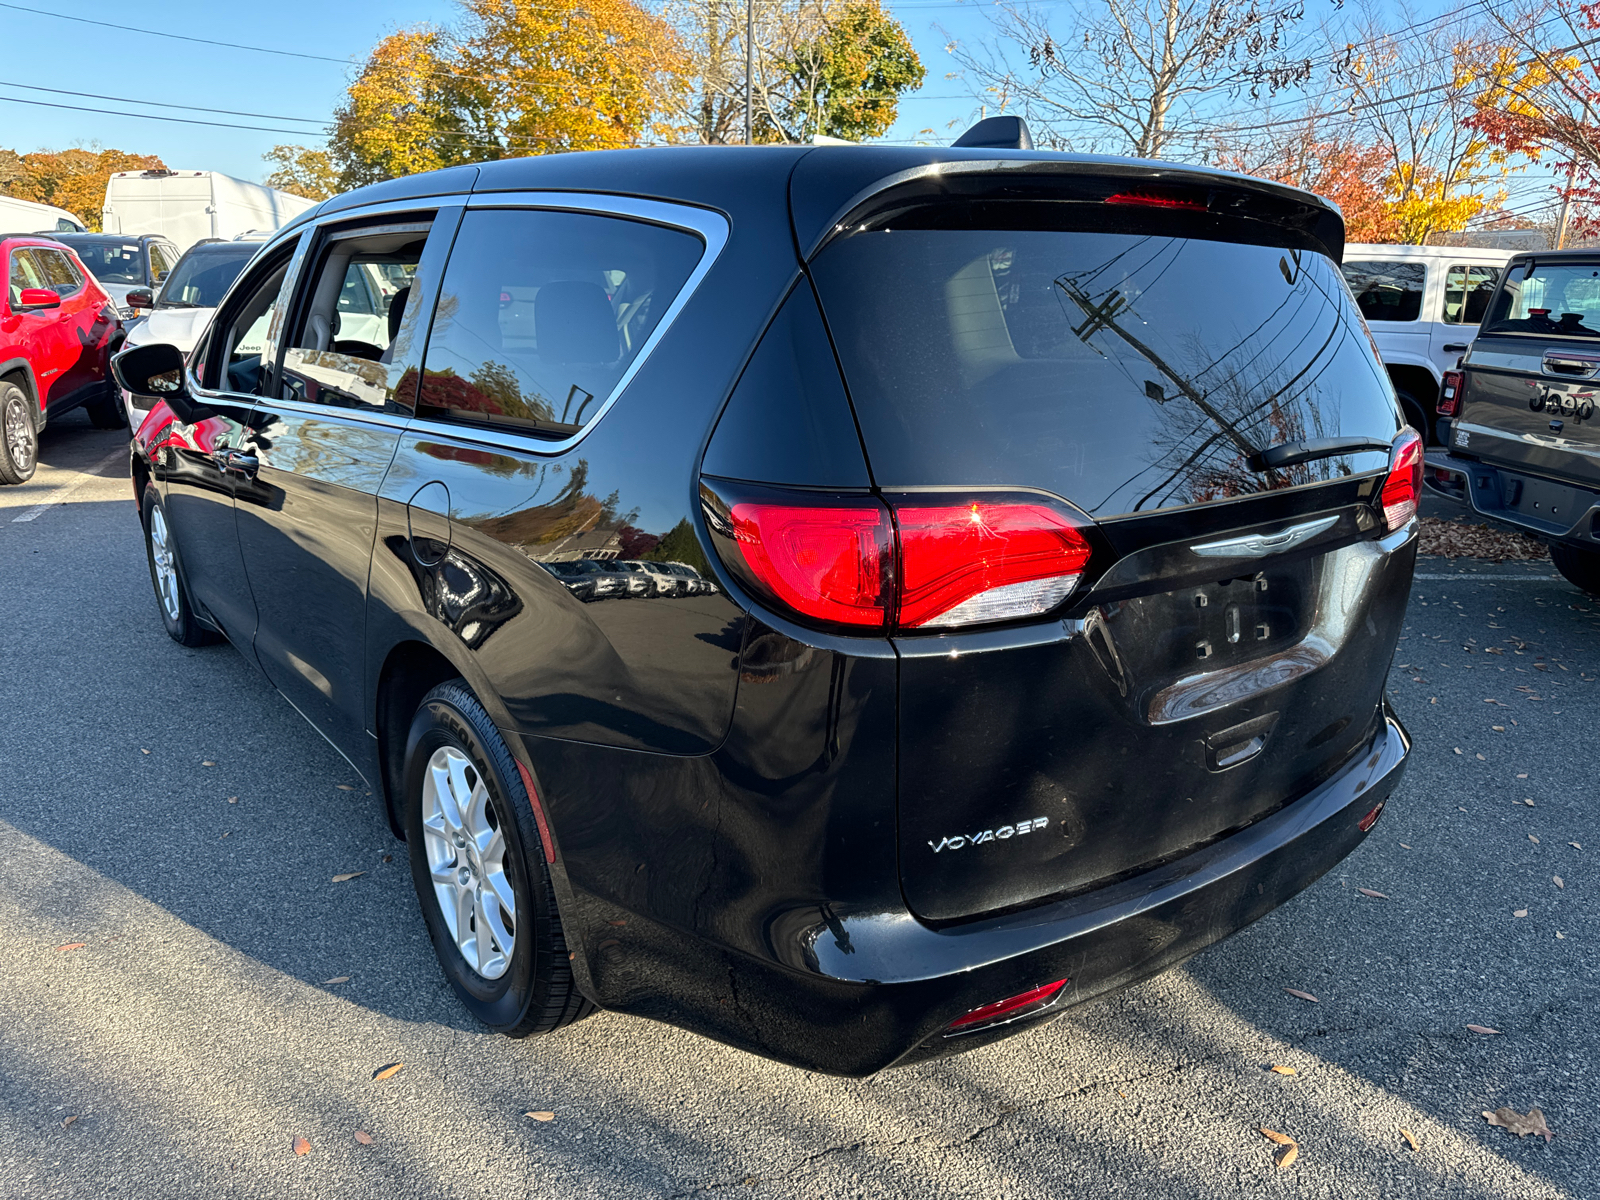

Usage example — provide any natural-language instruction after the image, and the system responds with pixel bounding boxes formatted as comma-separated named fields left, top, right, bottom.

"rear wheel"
left=0, top=381, right=38, bottom=485
left=84, top=383, right=126, bottom=430
left=1395, top=390, right=1429, bottom=444
left=141, top=487, right=218, bottom=646
left=1550, top=543, right=1600, bottom=595
left=402, top=681, right=594, bottom=1037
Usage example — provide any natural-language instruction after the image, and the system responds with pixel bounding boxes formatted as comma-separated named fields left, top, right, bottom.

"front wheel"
left=1551, top=542, right=1600, bottom=595
left=141, top=487, right=218, bottom=646
left=0, top=381, right=38, bottom=485
left=402, top=681, right=595, bottom=1037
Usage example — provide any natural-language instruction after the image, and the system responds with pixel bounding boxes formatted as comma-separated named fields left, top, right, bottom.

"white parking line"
left=1413, top=572, right=1561, bottom=581
left=10, top=449, right=128, bottom=524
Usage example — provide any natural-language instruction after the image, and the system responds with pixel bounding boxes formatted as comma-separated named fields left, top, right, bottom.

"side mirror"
left=126, top=287, right=155, bottom=309
left=17, top=288, right=60, bottom=310
left=112, top=342, right=205, bottom=423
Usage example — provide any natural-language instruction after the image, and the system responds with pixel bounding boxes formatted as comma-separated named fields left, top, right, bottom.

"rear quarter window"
left=1341, top=260, right=1425, bottom=323
left=418, top=208, right=703, bottom=439
left=812, top=220, right=1399, bottom=516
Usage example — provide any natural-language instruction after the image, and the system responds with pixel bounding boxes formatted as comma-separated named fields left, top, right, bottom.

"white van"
left=0, top=194, right=87, bottom=234
left=101, top=170, right=319, bottom=253
left=1340, top=243, right=1512, bottom=441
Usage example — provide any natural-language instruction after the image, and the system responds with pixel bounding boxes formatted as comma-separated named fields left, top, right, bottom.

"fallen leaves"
left=1269, top=1065, right=1297, bottom=1076
left=62, top=1115, right=78, bottom=1129
left=331, top=872, right=365, bottom=883
left=336, top=784, right=355, bottom=792
left=354, top=1131, right=374, bottom=1145
left=526, top=1111, right=555, bottom=1122
left=1553, top=876, right=1564, bottom=889
left=1357, top=887, right=1389, bottom=899
left=1483, top=1107, right=1554, bottom=1143
left=1284, top=988, right=1319, bottom=1003
left=227, top=796, right=238, bottom=804
left=1514, top=909, right=1529, bottom=918
left=1530, top=834, right=1541, bottom=843
left=56, top=942, right=85, bottom=953
left=1571, top=842, right=1582, bottom=850
left=292, top=1136, right=311, bottom=1156
left=1400, top=1128, right=1419, bottom=1152
left=202, top=760, right=216, bottom=767
left=323, top=976, right=350, bottom=985
left=1259, top=1126, right=1299, bottom=1169
left=372, top=1062, right=404, bottom=1082
left=1466, top=1024, right=1500, bottom=1035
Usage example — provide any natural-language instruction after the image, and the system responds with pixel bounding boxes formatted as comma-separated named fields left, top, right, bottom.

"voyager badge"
left=929, top=817, right=1049, bottom=852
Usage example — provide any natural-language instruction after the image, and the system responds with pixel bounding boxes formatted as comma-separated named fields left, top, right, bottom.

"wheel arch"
left=373, top=638, right=488, bottom=839
left=0, top=358, right=40, bottom=414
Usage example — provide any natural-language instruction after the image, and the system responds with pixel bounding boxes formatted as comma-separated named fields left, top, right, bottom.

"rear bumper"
left=1425, top=451, right=1600, bottom=545
left=599, top=706, right=1409, bottom=1075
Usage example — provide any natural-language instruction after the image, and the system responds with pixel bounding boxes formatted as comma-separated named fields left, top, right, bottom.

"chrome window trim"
left=403, top=192, right=730, bottom=458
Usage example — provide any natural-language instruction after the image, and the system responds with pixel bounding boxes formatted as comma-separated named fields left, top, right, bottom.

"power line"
left=0, top=78, right=327, bottom=126
left=0, top=2, right=356, bottom=65
left=0, top=93, right=321, bottom=136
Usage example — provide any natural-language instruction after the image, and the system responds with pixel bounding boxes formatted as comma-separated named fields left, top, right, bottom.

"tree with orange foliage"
left=0, top=146, right=164, bottom=230
left=1219, top=117, right=1400, bottom=243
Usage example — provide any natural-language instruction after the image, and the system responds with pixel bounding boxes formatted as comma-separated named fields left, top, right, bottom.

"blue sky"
left=0, top=0, right=1557, bottom=220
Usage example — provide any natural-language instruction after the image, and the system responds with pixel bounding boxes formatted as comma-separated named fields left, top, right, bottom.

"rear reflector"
left=1380, top=429, right=1423, bottom=532
left=946, top=979, right=1069, bottom=1036
left=1438, top=370, right=1463, bottom=416
left=712, top=487, right=1094, bottom=634
left=896, top=502, right=1093, bottom=628
left=1358, top=800, right=1386, bottom=832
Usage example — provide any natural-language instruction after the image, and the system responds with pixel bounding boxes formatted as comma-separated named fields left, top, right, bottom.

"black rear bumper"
left=1425, top=451, right=1600, bottom=546
left=598, top=707, right=1410, bottom=1075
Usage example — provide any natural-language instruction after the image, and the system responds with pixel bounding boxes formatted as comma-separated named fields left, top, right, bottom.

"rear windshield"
left=1483, top=261, right=1600, bottom=339
left=159, top=244, right=256, bottom=308
left=811, top=221, right=1399, bottom=516
left=67, top=239, right=146, bottom=285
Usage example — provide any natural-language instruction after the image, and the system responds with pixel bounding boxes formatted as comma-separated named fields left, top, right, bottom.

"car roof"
left=0, top=234, right=85, bottom=250
left=1504, top=247, right=1600, bottom=265
left=291, top=145, right=1345, bottom=259
left=50, top=232, right=174, bottom=245
left=1344, top=243, right=1513, bottom=262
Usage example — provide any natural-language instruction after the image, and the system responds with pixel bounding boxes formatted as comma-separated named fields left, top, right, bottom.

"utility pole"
left=1556, top=160, right=1577, bottom=250
left=743, top=0, right=754, bottom=145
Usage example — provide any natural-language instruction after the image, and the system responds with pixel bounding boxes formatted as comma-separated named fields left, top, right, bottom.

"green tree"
left=776, top=1, right=924, bottom=142
left=262, top=144, right=343, bottom=200
left=643, top=517, right=711, bottom=575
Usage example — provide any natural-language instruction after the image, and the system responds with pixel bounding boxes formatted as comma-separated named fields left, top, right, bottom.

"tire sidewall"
left=141, top=487, right=189, bottom=641
left=402, top=689, right=546, bottom=1030
left=0, top=382, right=37, bottom=483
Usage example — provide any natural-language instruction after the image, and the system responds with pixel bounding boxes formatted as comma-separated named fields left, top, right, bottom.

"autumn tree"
left=263, top=144, right=342, bottom=200
left=0, top=146, right=164, bottom=230
left=946, top=0, right=1315, bottom=158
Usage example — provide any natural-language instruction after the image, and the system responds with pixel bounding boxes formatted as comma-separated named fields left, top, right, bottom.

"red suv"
left=1, top=235, right=123, bottom=483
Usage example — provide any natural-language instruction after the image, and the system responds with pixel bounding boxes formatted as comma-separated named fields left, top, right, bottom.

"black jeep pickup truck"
left=1428, top=249, right=1600, bottom=594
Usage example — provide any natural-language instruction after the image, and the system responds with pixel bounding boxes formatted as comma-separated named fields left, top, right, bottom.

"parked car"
left=619, top=559, right=677, bottom=596
left=48, top=232, right=182, bottom=322
left=102, top=169, right=318, bottom=253
left=1425, top=248, right=1600, bottom=594
left=119, top=236, right=265, bottom=432
left=0, top=194, right=86, bottom=234
left=1341, top=244, right=1512, bottom=443
left=1, top=235, right=123, bottom=480
left=116, top=135, right=1417, bottom=1075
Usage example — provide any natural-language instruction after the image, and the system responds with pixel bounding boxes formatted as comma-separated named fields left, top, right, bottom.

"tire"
left=1550, top=543, right=1600, bottom=596
left=1396, top=390, right=1429, bottom=445
left=0, top=381, right=38, bottom=485
left=84, top=384, right=127, bottom=430
left=402, top=681, right=595, bottom=1037
left=141, top=486, right=219, bottom=646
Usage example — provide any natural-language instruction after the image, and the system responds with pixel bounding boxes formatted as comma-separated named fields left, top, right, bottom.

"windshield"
left=1483, top=261, right=1600, bottom=339
left=158, top=245, right=256, bottom=309
left=66, top=240, right=146, bottom=285
left=811, top=218, right=1401, bottom=516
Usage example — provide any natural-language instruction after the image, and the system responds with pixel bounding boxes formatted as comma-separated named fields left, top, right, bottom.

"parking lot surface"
left=1, top=414, right=1595, bottom=1199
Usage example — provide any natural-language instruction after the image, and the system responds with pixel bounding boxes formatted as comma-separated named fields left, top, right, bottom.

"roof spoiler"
left=952, top=115, right=1034, bottom=151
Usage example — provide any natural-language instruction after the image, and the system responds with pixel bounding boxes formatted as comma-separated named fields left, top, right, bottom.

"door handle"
left=1442, top=342, right=1468, bottom=352
left=214, top=448, right=260, bottom=478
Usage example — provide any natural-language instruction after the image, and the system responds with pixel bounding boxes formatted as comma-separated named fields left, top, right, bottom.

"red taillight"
left=1105, top=189, right=1207, bottom=211
left=1438, top=370, right=1464, bottom=417
left=1380, top=429, right=1423, bottom=532
left=729, top=500, right=891, bottom=627
left=946, top=979, right=1069, bottom=1036
left=896, top=502, right=1093, bottom=628
left=719, top=491, right=1093, bottom=633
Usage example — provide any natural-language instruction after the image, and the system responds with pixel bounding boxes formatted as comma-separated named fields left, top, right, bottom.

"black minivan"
left=116, top=140, right=1418, bottom=1075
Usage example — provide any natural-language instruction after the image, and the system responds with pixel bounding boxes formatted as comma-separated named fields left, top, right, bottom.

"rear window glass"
left=811, top=223, right=1399, bottom=516
left=1483, top=261, right=1600, bottom=339
left=419, top=209, right=702, bottom=439
left=67, top=239, right=146, bottom=285
left=1341, top=260, right=1424, bottom=322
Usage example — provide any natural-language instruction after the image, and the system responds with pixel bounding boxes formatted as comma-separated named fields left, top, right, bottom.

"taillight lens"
left=1105, top=189, right=1207, bottom=211
left=1380, top=429, right=1424, bottom=532
left=896, top=502, right=1092, bottom=628
left=946, top=979, right=1068, bottom=1036
left=728, top=499, right=892, bottom=628
left=1438, top=370, right=1463, bottom=416
left=707, top=484, right=1094, bottom=634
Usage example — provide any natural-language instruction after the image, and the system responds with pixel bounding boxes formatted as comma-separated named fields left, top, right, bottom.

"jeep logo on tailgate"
left=929, top=817, right=1049, bottom=852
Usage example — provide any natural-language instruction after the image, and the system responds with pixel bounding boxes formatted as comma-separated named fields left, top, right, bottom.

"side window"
left=8, top=249, right=45, bottom=306
left=1443, top=264, right=1502, bottom=324
left=33, top=249, right=82, bottom=296
left=1340, top=260, right=1424, bottom=323
left=418, top=208, right=704, bottom=437
left=148, top=242, right=177, bottom=285
left=278, top=225, right=429, bottom=412
left=220, top=259, right=293, bottom=396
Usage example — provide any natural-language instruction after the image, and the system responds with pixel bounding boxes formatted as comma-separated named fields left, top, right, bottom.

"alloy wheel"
left=3, top=396, right=34, bottom=474
left=148, top=507, right=183, bottom=622
left=421, top=745, right=516, bottom=980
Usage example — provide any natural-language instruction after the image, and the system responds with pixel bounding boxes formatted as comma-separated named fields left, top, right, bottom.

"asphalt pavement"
left=0, top=412, right=1594, bottom=1199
